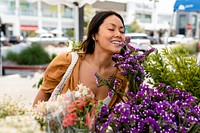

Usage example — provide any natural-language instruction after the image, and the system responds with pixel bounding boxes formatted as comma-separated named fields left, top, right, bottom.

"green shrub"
left=144, top=47, right=200, bottom=102
left=50, top=53, right=57, bottom=61
left=31, top=42, right=44, bottom=46
left=4, top=43, right=56, bottom=84
left=71, top=40, right=82, bottom=52
left=175, top=41, right=198, bottom=55
left=5, top=51, right=19, bottom=62
left=17, top=44, right=50, bottom=65
left=32, top=77, right=43, bottom=89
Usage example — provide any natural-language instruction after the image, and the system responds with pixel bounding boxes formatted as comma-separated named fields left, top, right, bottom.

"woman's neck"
left=86, top=52, right=114, bottom=72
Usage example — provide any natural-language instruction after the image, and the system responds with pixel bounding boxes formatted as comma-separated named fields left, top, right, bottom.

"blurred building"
left=0, top=0, right=74, bottom=38
left=93, top=0, right=177, bottom=41
left=0, top=0, right=178, bottom=40
left=125, top=0, right=175, bottom=38
left=176, top=11, right=200, bottom=38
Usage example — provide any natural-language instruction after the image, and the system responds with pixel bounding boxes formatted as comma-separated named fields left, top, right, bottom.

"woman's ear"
left=92, top=34, right=98, bottom=41
left=92, top=35, right=96, bottom=41
left=92, top=37, right=95, bottom=41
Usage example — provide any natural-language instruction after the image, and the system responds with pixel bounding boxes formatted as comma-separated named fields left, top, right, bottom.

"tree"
left=83, top=4, right=95, bottom=35
left=130, top=19, right=143, bottom=33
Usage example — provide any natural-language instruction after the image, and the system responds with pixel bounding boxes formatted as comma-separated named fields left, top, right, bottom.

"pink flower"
left=85, top=112, right=91, bottom=126
left=91, top=98, right=98, bottom=105
left=85, top=109, right=96, bottom=130
left=67, top=105, right=76, bottom=113
left=72, top=99, right=88, bottom=111
left=62, top=113, right=77, bottom=127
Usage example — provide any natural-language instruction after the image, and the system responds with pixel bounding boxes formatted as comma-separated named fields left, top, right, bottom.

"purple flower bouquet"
left=94, top=37, right=200, bottom=133
left=96, top=83, right=200, bottom=133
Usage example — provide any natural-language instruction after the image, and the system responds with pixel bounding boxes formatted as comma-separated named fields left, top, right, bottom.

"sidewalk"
left=0, top=72, right=43, bottom=107
left=1, top=42, right=73, bottom=57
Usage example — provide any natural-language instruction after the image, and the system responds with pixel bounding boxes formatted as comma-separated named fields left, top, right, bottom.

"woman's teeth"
left=112, top=41, right=120, bottom=45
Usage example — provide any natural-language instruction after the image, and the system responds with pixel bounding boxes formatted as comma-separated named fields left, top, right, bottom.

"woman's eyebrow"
left=106, top=23, right=124, bottom=29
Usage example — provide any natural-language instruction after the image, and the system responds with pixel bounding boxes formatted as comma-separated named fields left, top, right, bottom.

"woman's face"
left=94, top=15, right=125, bottom=54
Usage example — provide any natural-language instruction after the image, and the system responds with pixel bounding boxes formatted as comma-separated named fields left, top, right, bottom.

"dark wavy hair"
left=80, top=10, right=125, bottom=54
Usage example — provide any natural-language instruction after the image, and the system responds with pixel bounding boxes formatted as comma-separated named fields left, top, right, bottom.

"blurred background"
left=1, top=0, right=199, bottom=46
left=0, top=0, right=200, bottom=105
left=1, top=0, right=200, bottom=77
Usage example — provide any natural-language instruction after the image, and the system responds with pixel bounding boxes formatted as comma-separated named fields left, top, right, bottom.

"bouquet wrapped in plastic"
left=34, top=83, right=102, bottom=133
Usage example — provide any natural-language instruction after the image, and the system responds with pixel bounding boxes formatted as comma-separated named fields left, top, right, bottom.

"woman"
left=33, top=10, right=127, bottom=107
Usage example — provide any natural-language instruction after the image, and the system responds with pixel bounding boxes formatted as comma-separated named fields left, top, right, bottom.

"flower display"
left=2, top=36, right=200, bottom=133
left=0, top=96, right=42, bottom=133
left=0, top=114, right=43, bottom=133
left=95, top=84, right=200, bottom=133
left=34, top=83, right=102, bottom=133
left=94, top=37, right=200, bottom=132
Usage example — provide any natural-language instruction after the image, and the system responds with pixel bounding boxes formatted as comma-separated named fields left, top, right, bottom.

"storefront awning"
left=21, top=25, right=38, bottom=31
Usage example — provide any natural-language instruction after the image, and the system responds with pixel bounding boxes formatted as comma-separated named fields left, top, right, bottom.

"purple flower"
left=114, top=80, right=120, bottom=86
left=100, top=105, right=109, bottom=115
left=118, top=42, right=125, bottom=47
left=94, top=36, right=200, bottom=132
left=127, top=44, right=139, bottom=52
left=144, top=117, right=160, bottom=131
left=96, top=85, right=200, bottom=132
left=112, top=54, right=123, bottom=60
left=108, top=91, right=113, bottom=98
left=120, top=64, right=133, bottom=69
left=124, top=50, right=132, bottom=57
left=119, top=70, right=129, bottom=75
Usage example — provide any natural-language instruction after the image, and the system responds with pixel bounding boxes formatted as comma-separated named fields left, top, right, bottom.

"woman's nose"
left=114, top=30, right=121, bottom=37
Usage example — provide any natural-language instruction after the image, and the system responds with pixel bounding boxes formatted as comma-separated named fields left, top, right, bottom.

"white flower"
left=74, top=91, right=82, bottom=98
left=0, top=114, right=43, bottom=133
left=75, top=83, right=90, bottom=97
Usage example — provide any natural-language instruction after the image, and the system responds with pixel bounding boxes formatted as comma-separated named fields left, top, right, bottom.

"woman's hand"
left=33, top=89, right=51, bottom=107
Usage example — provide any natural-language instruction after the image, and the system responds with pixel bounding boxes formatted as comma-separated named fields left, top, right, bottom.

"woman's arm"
left=33, top=53, right=73, bottom=107
left=33, top=89, right=51, bottom=107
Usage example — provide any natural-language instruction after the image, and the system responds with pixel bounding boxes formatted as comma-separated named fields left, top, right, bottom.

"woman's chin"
left=113, top=49, right=122, bottom=54
left=109, top=44, right=122, bottom=53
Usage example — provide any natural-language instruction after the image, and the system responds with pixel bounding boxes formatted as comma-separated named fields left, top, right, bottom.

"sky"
left=156, top=0, right=176, bottom=14
left=106, top=0, right=176, bottom=14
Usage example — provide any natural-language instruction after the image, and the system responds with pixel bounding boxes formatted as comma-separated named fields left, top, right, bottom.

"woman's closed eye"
left=108, top=28, right=114, bottom=31
left=119, top=30, right=125, bottom=34
left=108, top=29, right=124, bottom=34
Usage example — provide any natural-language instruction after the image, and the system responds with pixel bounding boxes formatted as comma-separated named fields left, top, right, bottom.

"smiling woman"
left=33, top=10, right=128, bottom=109
left=31, top=10, right=128, bottom=133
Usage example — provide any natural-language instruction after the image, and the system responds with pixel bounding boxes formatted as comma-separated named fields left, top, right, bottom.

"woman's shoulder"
left=51, top=52, right=73, bottom=66
left=49, top=51, right=85, bottom=66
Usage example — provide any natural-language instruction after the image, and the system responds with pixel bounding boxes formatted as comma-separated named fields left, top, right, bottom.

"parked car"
left=148, top=36, right=158, bottom=44
left=9, top=36, right=24, bottom=44
left=26, top=33, right=70, bottom=46
left=0, top=31, right=9, bottom=46
left=167, top=34, right=185, bottom=44
left=125, top=33, right=151, bottom=52
left=180, top=37, right=194, bottom=44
